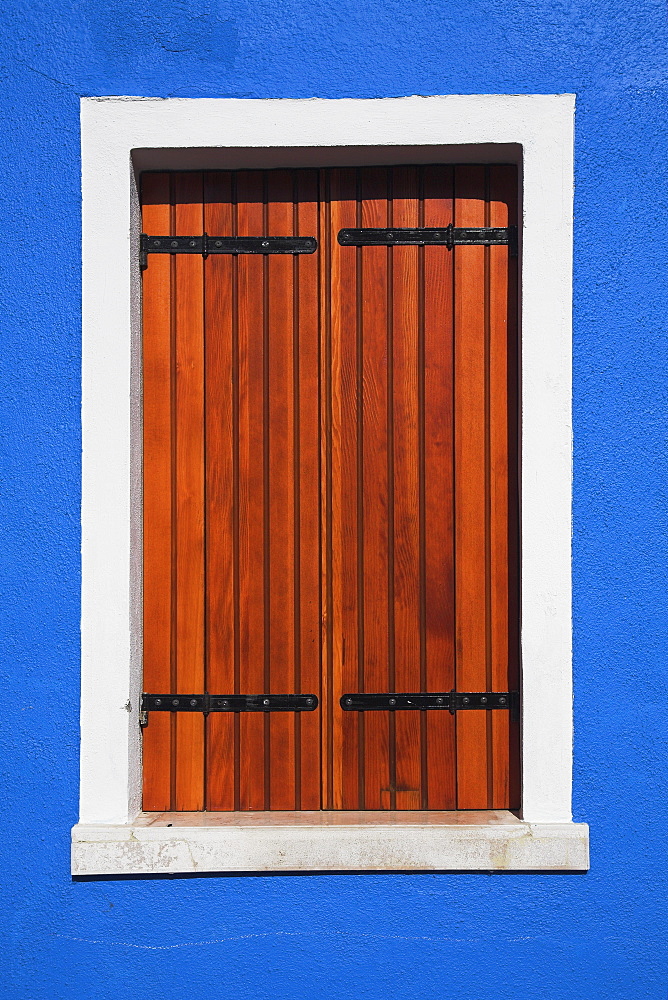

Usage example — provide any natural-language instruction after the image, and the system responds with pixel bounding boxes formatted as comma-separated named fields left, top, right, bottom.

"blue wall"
left=2, top=1, right=668, bottom=996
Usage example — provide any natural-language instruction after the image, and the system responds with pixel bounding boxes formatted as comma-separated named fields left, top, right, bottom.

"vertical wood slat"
left=141, top=174, right=173, bottom=811
left=505, top=167, right=521, bottom=812
left=174, top=172, right=206, bottom=811
left=423, top=166, right=457, bottom=810
left=391, top=167, right=422, bottom=810
left=454, top=165, right=489, bottom=809
left=267, top=171, right=297, bottom=810
left=489, top=165, right=520, bottom=810
left=319, top=172, right=333, bottom=810
left=329, top=169, right=361, bottom=809
left=203, top=172, right=236, bottom=810
left=296, top=170, right=322, bottom=810
left=236, top=172, right=266, bottom=810
left=359, top=168, right=391, bottom=810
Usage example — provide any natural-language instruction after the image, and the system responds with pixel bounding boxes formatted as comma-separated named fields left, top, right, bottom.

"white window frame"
left=75, top=95, right=588, bottom=875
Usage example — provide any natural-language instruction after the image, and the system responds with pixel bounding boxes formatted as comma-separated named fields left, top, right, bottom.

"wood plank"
left=141, top=173, right=173, bottom=811
left=174, top=173, right=205, bottom=811
left=236, top=172, right=267, bottom=810
left=359, top=167, right=391, bottom=809
left=454, top=165, right=489, bottom=809
left=203, top=172, right=235, bottom=810
left=505, top=171, right=521, bottom=812
left=329, top=169, right=361, bottom=809
left=488, top=165, right=520, bottom=809
left=266, top=170, right=297, bottom=810
left=295, top=170, right=322, bottom=809
left=391, top=166, right=422, bottom=809
left=422, top=166, right=456, bottom=809
left=319, top=171, right=333, bottom=809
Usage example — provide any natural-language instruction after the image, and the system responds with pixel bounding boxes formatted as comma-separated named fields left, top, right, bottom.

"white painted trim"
left=80, top=95, right=583, bottom=872
left=72, top=813, right=589, bottom=874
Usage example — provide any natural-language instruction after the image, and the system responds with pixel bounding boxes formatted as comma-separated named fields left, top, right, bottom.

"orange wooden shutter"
left=141, top=165, right=519, bottom=812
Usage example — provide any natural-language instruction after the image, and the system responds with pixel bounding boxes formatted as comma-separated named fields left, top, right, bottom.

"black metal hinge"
left=140, top=234, right=318, bottom=269
left=140, top=692, right=318, bottom=727
left=340, top=690, right=518, bottom=717
left=338, top=225, right=518, bottom=256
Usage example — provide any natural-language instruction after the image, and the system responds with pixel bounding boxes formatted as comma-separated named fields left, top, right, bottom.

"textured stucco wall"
left=1, top=1, right=668, bottom=997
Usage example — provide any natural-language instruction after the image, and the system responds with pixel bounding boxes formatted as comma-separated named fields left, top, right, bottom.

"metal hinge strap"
left=338, top=225, right=518, bottom=255
left=140, top=692, right=318, bottom=726
left=140, top=234, right=318, bottom=269
left=340, top=691, right=518, bottom=716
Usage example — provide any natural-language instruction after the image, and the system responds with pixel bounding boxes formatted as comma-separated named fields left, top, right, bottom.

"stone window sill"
left=72, top=811, right=589, bottom=875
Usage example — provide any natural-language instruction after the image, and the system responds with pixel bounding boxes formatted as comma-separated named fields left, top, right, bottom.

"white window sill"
left=71, top=811, right=589, bottom=875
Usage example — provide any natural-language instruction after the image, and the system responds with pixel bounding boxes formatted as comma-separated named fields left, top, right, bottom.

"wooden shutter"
left=141, top=165, right=519, bottom=812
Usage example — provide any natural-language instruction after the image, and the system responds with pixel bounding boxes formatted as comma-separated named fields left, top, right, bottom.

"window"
left=75, top=95, right=588, bottom=874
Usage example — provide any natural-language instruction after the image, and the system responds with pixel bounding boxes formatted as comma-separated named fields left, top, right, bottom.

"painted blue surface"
left=1, top=0, right=668, bottom=995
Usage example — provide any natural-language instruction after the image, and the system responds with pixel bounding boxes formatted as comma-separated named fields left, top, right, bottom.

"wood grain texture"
left=329, top=169, right=361, bottom=809
left=319, top=172, right=334, bottom=809
left=141, top=173, right=173, bottom=811
left=454, top=165, right=489, bottom=809
left=203, top=172, right=236, bottom=810
left=174, top=173, right=205, bottom=811
left=488, top=165, right=520, bottom=810
left=266, top=170, right=297, bottom=809
left=423, top=166, right=456, bottom=810
left=391, top=167, right=422, bottom=810
left=295, top=170, right=322, bottom=810
left=359, top=168, right=391, bottom=809
left=236, top=172, right=267, bottom=810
